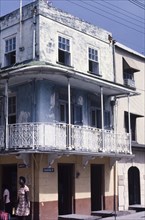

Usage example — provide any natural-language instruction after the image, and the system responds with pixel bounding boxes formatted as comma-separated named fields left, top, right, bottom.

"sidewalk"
left=102, top=211, right=145, bottom=220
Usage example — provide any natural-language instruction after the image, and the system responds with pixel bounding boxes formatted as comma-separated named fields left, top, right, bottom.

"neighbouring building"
left=0, top=1, right=141, bottom=219
left=114, top=43, right=145, bottom=211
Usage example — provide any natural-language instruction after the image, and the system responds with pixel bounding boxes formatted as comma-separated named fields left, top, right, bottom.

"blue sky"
left=0, top=0, right=145, bottom=55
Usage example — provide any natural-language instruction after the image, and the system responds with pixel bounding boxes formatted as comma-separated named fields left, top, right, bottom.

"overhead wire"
left=87, top=0, right=144, bottom=29
left=103, top=0, right=144, bottom=22
left=56, top=0, right=145, bottom=54
left=128, top=0, right=145, bottom=9
left=65, top=0, right=144, bottom=35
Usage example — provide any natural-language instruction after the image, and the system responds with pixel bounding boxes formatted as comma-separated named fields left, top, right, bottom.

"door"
left=58, top=164, right=75, bottom=215
left=1, top=164, right=17, bottom=210
left=128, top=166, right=140, bottom=205
left=91, top=164, right=104, bottom=211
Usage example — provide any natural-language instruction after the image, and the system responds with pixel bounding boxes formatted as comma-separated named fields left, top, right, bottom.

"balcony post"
left=4, top=80, right=9, bottom=150
left=128, top=95, right=132, bottom=153
left=68, top=78, right=71, bottom=149
left=101, top=87, right=105, bottom=151
left=114, top=98, right=118, bottom=152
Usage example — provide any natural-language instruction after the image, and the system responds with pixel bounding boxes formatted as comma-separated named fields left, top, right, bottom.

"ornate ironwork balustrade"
left=0, top=123, right=131, bottom=154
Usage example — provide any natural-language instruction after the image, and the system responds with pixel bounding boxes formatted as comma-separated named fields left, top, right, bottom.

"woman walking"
left=16, top=176, right=30, bottom=220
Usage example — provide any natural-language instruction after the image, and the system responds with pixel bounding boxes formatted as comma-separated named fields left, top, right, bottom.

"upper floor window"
left=123, top=58, right=139, bottom=88
left=0, top=98, right=3, bottom=125
left=8, top=96, right=16, bottom=124
left=74, top=105, right=83, bottom=125
left=58, top=92, right=82, bottom=125
left=59, top=102, right=68, bottom=123
left=125, top=112, right=138, bottom=142
left=58, top=36, right=70, bottom=66
left=5, top=37, right=16, bottom=66
left=5, top=37, right=16, bottom=53
left=90, top=108, right=101, bottom=128
left=88, top=48, right=99, bottom=75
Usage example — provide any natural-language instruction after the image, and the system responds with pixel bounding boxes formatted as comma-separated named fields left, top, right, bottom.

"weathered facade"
left=115, top=43, right=145, bottom=211
left=0, top=1, right=139, bottom=219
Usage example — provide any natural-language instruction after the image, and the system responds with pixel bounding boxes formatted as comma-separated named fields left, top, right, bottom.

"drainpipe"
left=4, top=80, right=8, bottom=150
left=114, top=161, right=117, bottom=220
left=32, top=6, right=37, bottom=60
left=68, top=78, right=71, bottom=149
left=112, top=40, right=117, bottom=83
left=128, top=95, right=132, bottom=153
left=114, top=99, right=118, bottom=152
left=19, top=0, right=22, bottom=49
left=100, top=87, right=104, bottom=151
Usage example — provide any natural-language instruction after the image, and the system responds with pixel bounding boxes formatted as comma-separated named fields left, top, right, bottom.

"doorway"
left=58, top=163, right=75, bottom=215
left=1, top=164, right=17, bottom=209
left=91, top=164, right=104, bottom=211
left=128, top=166, right=140, bottom=205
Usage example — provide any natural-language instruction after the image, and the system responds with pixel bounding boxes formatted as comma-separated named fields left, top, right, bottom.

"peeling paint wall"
left=0, top=0, right=114, bottom=81
left=118, top=151, right=145, bottom=210
left=35, top=80, right=56, bottom=122
left=39, top=3, right=114, bottom=81
left=5, top=80, right=110, bottom=127
left=0, top=1, right=37, bottom=66
left=115, top=47, right=145, bottom=144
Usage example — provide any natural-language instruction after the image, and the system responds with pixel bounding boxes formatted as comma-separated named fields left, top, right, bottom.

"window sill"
left=87, top=71, right=102, bottom=77
left=56, top=61, right=74, bottom=69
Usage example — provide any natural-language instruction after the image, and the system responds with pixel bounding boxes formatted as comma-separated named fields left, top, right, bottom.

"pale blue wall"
left=7, top=79, right=107, bottom=126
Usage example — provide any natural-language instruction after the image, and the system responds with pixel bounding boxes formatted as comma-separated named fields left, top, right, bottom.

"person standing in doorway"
left=3, top=184, right=11, bottom=215
left=15, top=176, right=30, bottom=220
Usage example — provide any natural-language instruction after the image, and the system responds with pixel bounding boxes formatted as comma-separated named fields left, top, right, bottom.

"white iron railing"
left=0, top=123, right=131, bottom=154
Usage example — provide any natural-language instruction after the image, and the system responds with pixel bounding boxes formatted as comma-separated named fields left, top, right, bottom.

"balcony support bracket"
left=16, top=153, right=30, bottom=166
left=82, top=155, right=95, bottom=168
left=110, top=157, right=121, bottom=168
left=48, top=153, right=62, bottom=167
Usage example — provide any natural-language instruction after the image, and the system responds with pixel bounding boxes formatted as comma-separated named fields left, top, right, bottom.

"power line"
left=66, top=0, right=144, bottom=35
left=90, top=0, right=144, bottom=28
left=128, top=0, right=145, bottom=9
left=103, top=0, right=144, bottom=22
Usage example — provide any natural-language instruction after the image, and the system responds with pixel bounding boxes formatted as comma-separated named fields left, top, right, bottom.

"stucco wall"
left=39, top=14, right=114, bottom=81
left=118, top=150, right=145, bottom=210
left=0, top=1, right=115, bottom=83
left=115, top=47, right=145, bottom=144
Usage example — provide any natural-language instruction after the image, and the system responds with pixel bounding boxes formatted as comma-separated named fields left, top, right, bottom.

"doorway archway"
left=128, top=166, right=140, bottom=205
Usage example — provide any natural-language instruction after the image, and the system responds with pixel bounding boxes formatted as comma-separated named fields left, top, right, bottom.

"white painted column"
left=128, top=95, right=132, bottom=153
left=68, top=78, right=71, bottom=149
left=4, top=80, right=9, bottom=150
left=101, top=87, right=105, bottom=151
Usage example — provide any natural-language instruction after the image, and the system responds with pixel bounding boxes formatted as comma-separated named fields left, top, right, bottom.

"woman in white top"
left=3, top=184, right=11, bottom=214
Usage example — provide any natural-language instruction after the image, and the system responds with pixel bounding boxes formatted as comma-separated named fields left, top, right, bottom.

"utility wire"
left=132, top=0, right=145, bottom=7
left=89, top=0, right=144, bottom=28
left=128, top=0, right=145, bottom=9
left=66, top=0, right=144, bottom=34
left=59, top=0, right=145, bottom=53
left=103, top=0, right=144, bottom=22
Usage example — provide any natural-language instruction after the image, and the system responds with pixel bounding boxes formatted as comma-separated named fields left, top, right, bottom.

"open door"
left=91, top=164, right=104, bottom=211
left=1, top=164, right=17, bottom=211
left=58, top=163, right=75, bottom=215
left=128, top=166, right=140, bottom=205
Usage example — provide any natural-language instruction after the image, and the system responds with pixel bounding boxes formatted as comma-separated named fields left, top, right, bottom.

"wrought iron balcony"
left=0, top=123, right=131, bottom=155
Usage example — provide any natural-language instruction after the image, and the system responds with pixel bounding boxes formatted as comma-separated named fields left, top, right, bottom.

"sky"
left=0, top=0, right=145, bottom=55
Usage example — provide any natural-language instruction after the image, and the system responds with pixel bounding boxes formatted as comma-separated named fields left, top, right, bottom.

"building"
left=0, top=1, right=139, bottom=219
left=115, top=43, right=145, bottom=211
